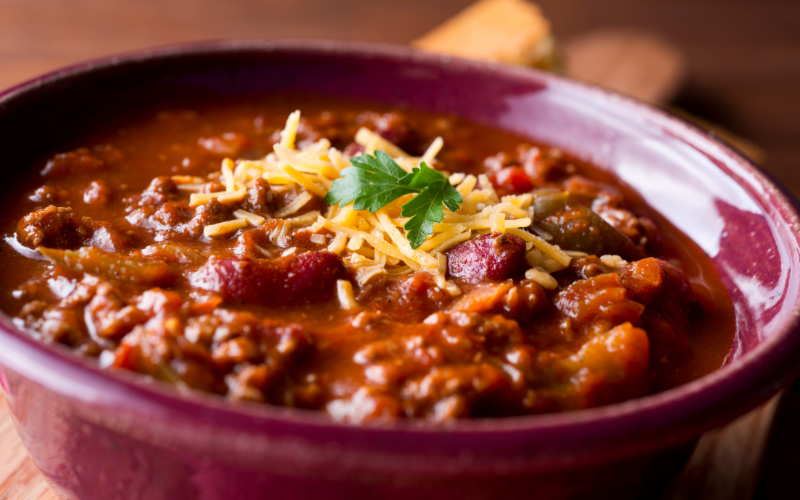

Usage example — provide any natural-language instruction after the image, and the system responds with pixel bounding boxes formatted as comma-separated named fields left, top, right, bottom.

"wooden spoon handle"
left=562, top=29, right=687, bottom=105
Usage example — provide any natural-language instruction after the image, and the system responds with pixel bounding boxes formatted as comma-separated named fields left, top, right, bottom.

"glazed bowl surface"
left=0, top=40, right=799, bottom=500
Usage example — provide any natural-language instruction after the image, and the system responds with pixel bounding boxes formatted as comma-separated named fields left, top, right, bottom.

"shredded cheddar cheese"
left=233, top=209, right=266, bottom=226
left=355, top=127, right=407, bottom=158
left=204, top=219, right=248, bottom=238
left=274, top=191, right=312, bottom=218
left=221, top=159, right=236, bottom=192
left=171, top=175, right=205, bottom=185
left=280, top=163, right=327, bottom=197
left=189, top=109, right=572, bottom=298
left=337, top=280, right=358, bottom=310
left=310, top=234, right=327, bottom=245
left=286, top=210, right=321, bottom=227
left=280, top=110, right=301, bottom=149
left=327, top=234, right=347, bottom=254
left=190, top=188, right=246, bottom=207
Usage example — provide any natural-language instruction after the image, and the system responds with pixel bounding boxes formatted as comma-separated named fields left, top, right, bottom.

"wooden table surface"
left=1, top=1, right=799, bottom=499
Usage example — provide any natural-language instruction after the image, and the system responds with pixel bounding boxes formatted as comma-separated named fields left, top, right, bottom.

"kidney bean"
left=446, top=232, right=526, bottom=283
left=190, top=251, right=346, bottom=306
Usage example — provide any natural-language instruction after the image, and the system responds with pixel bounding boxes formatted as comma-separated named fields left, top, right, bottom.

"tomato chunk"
left=493, top=166, right=534, bottom=194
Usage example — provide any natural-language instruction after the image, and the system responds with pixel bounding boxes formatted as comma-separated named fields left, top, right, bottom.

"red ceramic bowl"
left=1, top=40, right=799, bottom=500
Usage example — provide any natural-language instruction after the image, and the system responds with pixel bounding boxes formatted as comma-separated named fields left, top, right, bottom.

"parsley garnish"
left=324, top=151, right=462, bottom=249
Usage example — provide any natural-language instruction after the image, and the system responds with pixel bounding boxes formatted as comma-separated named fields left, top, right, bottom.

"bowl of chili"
left=0, top=40, right=798, bottom=499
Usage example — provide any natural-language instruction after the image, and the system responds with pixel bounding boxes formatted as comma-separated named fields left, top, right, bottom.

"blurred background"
left=1, top=0, right=798, bottom=196
left=0, top=1, right=799, bottom=498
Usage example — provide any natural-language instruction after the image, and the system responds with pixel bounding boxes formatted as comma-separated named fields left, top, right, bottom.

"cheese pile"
left=175, top=111, right=572, bottom=295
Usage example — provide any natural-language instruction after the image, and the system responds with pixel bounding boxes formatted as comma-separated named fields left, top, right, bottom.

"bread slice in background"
left=412, top=0, right=557, bottom=69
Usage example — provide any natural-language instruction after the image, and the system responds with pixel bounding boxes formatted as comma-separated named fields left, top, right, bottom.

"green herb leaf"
left=325, top=152, right=463, bottom=249
left=401, top=163, right=463, bottom=248
left=324, top=150, right=416, bottom=212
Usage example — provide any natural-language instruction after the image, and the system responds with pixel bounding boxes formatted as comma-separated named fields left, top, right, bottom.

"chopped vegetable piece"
left=532, top=191, right=644, bottom=261
left=38, top=246, right=175, bottom=286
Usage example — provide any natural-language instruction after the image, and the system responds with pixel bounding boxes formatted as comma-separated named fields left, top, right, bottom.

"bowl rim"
left=1, top=38, right=799, bottom=464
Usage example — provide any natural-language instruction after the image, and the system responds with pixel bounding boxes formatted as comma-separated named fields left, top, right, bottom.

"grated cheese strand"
left=222, top=159, right=236, bottom=192
left=448, top=172, right=465, bottom=186
left=347, top=235, right=364, bottom=251
left=375, top=210, right=438, bottom=268
left=190, top=188, right=246, bottom=207
left=506, top=228, right=571, bottom=267
left=286, top=210, right=321, bottom=227
left=233, top=209, right=266, bottom=226
left=327, top=233, right=348, bottom=254
left=273, top=144, right=340, bottom=177
left=490, top=212, right=506, bottom=233
left=281, top=163, right=327, bottom=198
left=171, top=175, right=205, bottom=185
left=280, top=110, right=301, bottom=150
left=274, top=191, right=313, bottom=218
left=436, top=253, right=447, bottom=275
left=354, top=127, right=408, bottom=158
left=176, top=183, right=207, bottom=192
left=432, top=230, right=472, bottom=254
left=421, top=137, right=444, bottom=164
left=204, top=219, right=248, bottom=238
left=418, top=223, right=467, bottom=252
left=456, top=175, right=478, bottom=197
left=355, top=264, right=386, bottom=285
left=337, top=280, right=358, bottom=310
left=319, top=216, right=420, bottom=270
left=494, top=202, right=530, bottom=219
